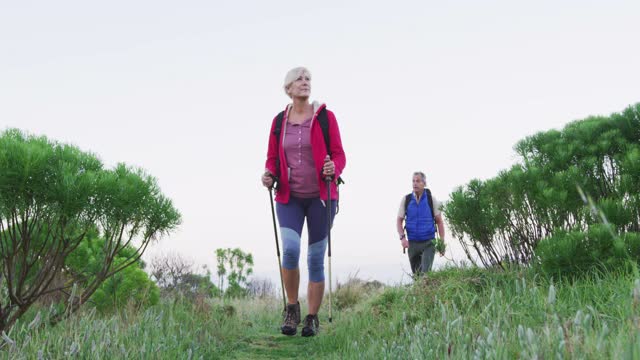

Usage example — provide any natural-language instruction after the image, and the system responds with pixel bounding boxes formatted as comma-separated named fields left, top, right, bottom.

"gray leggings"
left=408, top=240, right=435, bottom=275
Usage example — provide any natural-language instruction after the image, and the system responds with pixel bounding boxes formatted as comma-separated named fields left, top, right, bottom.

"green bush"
left=534, top=224, right=640, bottom=278
left=3, top=225, right=161, bottom=315
left=91, top=265, right=160, bottom=313
left=0, top=128, right=180, bottom=332
left=66, top=233, right=160, bottom=313
left=370, top=287, right=404, bottom=317
left=445, top=103, right=640, bottom=268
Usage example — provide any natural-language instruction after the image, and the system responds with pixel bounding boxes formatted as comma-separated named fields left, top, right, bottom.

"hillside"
left=3, top=266, right=640, bottom=359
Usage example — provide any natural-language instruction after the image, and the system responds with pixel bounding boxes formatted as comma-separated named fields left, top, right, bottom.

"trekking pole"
left=325, top=177, right=334, bottom=323
left=268, top=180, right=287, bottom=313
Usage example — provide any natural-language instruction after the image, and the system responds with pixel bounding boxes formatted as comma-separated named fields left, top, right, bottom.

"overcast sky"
left=1, top=0, right=639, bottom=290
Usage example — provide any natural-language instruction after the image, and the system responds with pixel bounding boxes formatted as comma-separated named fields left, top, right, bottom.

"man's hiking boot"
left=281, top=302, right=300, bottom=335
left=301, top=314, right=319, bottom=337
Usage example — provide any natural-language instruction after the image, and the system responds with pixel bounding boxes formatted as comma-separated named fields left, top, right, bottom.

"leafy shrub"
left=445, top=103, right=640, bottom=268
left=0, top=129, right=180, bottom=332
left=91, top=265, right=160, bottom=313
left=66, top=234, right=160, bottom=313
left=534, top=224, right=640, bottom=278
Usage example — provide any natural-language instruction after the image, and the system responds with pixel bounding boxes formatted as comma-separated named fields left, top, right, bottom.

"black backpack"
left=272, top=108, right=344, bottom=185
left=404, top=189, right=436, bottom=226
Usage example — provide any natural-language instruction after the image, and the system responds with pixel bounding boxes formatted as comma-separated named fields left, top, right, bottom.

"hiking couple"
left=261, top=67, right=446, bottom=337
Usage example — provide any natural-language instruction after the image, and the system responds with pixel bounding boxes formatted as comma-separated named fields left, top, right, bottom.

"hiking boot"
left=301, top=314, right=319, bottom=337
left=281, top=302, right=300, bottom=335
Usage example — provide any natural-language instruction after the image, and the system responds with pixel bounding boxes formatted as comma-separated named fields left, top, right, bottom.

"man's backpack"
left=404, top=189, right=436, bottom=227
left=272, top=108, right=344, bottom=185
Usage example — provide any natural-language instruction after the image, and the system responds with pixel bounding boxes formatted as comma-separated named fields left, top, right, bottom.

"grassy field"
left=2, top=266, right=640, bottom=359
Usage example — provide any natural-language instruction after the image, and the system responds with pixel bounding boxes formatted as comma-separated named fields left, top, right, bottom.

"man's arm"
left=396, top=216, right=405, bottom=238
left=397, top=197, right=409, bottom=249
left=397, top=217, right=408, bottom=249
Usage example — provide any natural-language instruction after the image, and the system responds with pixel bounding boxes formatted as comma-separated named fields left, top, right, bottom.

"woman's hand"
left=262, top=170, right=274, bottom=188
left=322, top=155, right=335, bottom=178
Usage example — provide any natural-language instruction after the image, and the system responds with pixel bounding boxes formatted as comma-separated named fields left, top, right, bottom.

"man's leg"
left=420, top=241, right=436, bottom=273
left=407, top=241, right=427, bottom=275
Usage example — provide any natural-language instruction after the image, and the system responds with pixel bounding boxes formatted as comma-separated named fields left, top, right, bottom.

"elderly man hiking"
left=396, top=171, right=446, bottom=275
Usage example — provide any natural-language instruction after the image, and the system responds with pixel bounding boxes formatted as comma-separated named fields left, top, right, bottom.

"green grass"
left=3, top=266, right=640, bottom=359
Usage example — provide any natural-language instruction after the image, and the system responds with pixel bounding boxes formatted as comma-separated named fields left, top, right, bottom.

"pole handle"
left=267, top=173, right=280, bottom=191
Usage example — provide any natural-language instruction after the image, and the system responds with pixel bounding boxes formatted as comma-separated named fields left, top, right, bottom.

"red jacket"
left=265, top=102, right=346, bottom=203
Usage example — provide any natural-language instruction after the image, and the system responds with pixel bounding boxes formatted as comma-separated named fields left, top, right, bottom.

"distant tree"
left=246, top=277, right=276, bottom=299
left=178, top=271, right=220, bottom=298
left=0, top=129, right=181, bottom=332
left=215, top=248, right=253, bottom=298
left=150, top=253, right=194, bottom=292
left=150, top=253, right=220, bottom=298
left=215, top=249, right=227, bottom=292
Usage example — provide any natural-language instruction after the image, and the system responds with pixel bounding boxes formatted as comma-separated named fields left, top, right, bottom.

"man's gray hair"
left=413, top=171, right=426, bottom=184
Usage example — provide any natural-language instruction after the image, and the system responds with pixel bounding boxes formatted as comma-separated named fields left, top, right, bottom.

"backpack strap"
left=272, top=111, right=285, bottom=176
left=403, top=193, right=412, bottom=233
left=404, top=193, right=412, bottom=218
left=318, top=108, right=344, bottom=186
left=317, top=108, right=345, bottom=214
left=273, top=111, right=285, bottom=145
left=425, top=188, right=439, bottom=234
left=318, top=108, right=330, bottom=150
left=274, top=111, right=285, bottom=139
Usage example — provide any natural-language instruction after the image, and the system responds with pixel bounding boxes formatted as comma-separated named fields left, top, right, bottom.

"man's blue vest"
left=405, top=192, right=436, bottom=241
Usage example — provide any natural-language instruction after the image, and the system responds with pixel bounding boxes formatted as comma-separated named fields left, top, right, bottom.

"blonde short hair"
left=283, top=67, right=312, bottom=97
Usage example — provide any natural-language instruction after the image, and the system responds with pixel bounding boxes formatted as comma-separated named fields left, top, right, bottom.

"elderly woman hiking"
left=261, top=67, right=346, bottom=337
